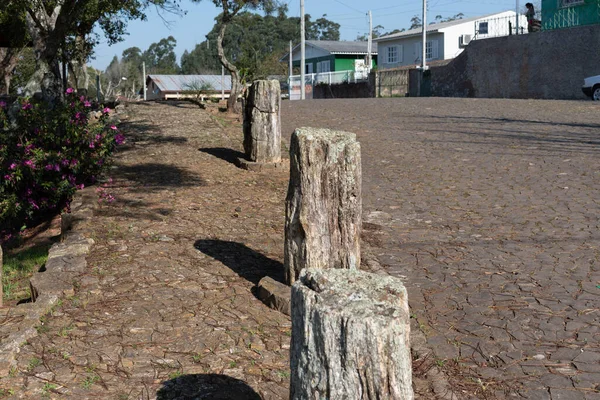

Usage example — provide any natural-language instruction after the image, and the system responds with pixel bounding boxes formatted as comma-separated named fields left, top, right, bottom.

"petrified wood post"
left=284, top=128, right=361, bottom=285
left=0, top=245, right=2, bottom=307
left=242, top=79, right=281, bottom=164
left=290, top=268, right=413, bottom=400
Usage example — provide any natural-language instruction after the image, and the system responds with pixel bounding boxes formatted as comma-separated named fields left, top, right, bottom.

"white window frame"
left=415, top=40, right=439, bottom=62
left=316, top=60, right=331, bottom=73
left=387, top=46, right=398, bottom=64
left=561, top=0, right=584, bottom=7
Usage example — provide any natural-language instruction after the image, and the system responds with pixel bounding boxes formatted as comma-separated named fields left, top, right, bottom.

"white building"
left=375, top=11, right=528, bottom=69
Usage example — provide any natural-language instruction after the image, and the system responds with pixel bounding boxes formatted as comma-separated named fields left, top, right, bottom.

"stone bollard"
left=284, top=128, right=361, bottom=285
left=0, top=245, right=2, bottom=307
left=237, top=80, right=282, bottom=171
left=290, top=268, right=413, bottom=400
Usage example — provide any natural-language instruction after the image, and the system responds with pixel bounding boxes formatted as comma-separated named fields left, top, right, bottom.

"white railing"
left=288, top=70, right=369, bottom=100
left=473, top=14, right=534, bottom=40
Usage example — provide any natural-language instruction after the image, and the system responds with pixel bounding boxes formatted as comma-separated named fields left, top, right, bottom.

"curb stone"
left=0, top=188, right=96, bottom=377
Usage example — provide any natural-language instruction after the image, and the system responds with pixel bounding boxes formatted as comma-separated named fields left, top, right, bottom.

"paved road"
left=282, top=98, right=600, bottom=399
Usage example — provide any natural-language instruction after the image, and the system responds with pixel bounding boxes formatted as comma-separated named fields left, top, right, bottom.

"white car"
left=583, top=75, right=600, bottom=100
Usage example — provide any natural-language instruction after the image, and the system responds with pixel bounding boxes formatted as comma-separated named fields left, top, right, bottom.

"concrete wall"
left=430, top=24, right=600, bottom=99
left=313, top=76, right=375, bottom=99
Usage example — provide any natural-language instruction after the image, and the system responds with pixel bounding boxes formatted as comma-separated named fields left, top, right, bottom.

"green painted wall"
left=293, top=54, right=377, bottom=72
left=542, top=0, right=600, bottom=30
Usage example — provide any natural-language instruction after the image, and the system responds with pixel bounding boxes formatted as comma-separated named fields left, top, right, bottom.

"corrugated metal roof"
left=374, top=11, right=514, bottom=42
left=147, top=75, right=232, bottom=92
left=307, top=40, right=378, bottom=54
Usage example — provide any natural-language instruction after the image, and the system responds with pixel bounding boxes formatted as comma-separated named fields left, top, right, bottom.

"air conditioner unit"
left=459, top=34, right=472, bottom=48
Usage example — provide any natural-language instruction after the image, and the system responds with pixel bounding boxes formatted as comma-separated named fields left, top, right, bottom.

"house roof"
left=146, top=75, right=232, bottom=92
left=279, top=40, right=378, bottom=61
left=374, top=11, right=514, bottom=41
left=305, top=40, right=378, bottom=55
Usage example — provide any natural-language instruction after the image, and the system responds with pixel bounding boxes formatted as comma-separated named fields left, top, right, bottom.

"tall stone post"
left=290, top=268, right=413, bottom=400
left=284, top=128, right=361, bottom=285
left=237, top=80, right=281, bottom=171
left=0, top=245, right=3, bottom=307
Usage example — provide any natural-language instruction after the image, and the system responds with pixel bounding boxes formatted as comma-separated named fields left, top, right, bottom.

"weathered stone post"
left=0, top=245, right=2, bottom=307
left=237, top=80, right=282, bottom=171
left=284, top=128, right=361, bottom=285
left=290, top=268, right=413, bottom=399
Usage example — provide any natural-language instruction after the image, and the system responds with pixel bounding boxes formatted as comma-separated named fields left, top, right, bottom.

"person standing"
left=525, top=3, right=541, bottom=32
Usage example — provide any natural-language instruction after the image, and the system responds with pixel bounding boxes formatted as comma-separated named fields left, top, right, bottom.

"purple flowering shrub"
left=0, top=90, right=124, bottom=231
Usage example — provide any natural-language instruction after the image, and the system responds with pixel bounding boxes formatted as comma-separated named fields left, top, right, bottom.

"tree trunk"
left=217, top=20, right=242, bottom=113
left=290, top=268, right=413, bottom=400
left=24, top=4, right=64, bottom=103
left=243, top=80, right=281, bottom=163
left=284, top=127, right=362, bottom=285
left=0, top=48, right=20, bottom=95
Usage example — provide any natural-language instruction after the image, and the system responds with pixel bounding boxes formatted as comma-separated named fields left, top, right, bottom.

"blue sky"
left=89, top=0, right=521, bottom=71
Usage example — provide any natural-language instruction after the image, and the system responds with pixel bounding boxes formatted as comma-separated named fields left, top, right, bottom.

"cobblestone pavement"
left=0, top=102, right=292, bottom=399
left=282, top=98, right=600, bottom=399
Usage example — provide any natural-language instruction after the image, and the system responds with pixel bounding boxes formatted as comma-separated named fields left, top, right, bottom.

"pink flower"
left=9, top=163, right=17, bottom=170
left=66, top=88, right=74, bottom=94
left=45, top=164, right=54, bottom=171
left=115, top=134, right=125, bottom=145
left=28, top=199, right=39, bottom=210
left=103, top=107, right=111, bottom=114
left=89, top=142, right=95, bottom=148
left=79, top=96, right=85, bottom=102
left=22, top=103, right=32, bottom=110
left=84, top=101, right=92, bottom=107
left=3, top=174, right=11, bottom=181
left=110, top=125, right=117, bottom=131
left=76, top=184, right=84, bottom=190
left=23, top=160, right=35, bottom=168
left=70, top=159, right=78, bottom=167
left=53, top=164, right=60, bottom=171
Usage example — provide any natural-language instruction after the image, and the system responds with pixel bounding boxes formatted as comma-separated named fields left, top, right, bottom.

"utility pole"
left=300, top=0, right=306, bottom=100
left=421, top=0, right=427, bottom=71
left=289, top=41, right=293, bottom=99
left=142, top=62, right=147, bottom=101
left=366, top=10, right=372, bottom=73
left=515, top=0, right=520, bottom=34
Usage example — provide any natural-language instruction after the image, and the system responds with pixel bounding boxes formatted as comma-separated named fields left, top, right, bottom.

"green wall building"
left=542, top=0, right=600, bottom=30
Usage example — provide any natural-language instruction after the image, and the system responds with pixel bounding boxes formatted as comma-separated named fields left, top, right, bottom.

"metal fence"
left=473, top=14, right=532, bottom=40
left=289, top=70, right=367, bottom=100
left=376, top=68, right=409, bottom=98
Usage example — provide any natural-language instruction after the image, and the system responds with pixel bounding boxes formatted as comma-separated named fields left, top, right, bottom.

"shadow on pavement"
left=157, top=373, right=261, bottom=400
left=194, top=239, right=284, bottom=285
left=115, top=163, right=204, bottom=191
left=199, top=147, right=246, bottom=166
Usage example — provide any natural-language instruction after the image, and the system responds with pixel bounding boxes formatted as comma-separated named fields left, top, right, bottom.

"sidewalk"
left=0, top=102, right=293, bottom=398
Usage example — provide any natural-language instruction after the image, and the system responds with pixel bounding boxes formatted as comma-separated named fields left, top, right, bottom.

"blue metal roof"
left=147, top=75, right=232, bottom=92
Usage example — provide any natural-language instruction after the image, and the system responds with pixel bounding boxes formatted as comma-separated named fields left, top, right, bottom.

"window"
left=415, top=40, right=439, bottom=61
left=561, top=0, right=584, bottom=6
left=316, top=60, right=331, bottom=73
left=305, top=63, right=313, bottom=74
left=478, top=22, right=489, bottom=35
left=387, top=46, right=398, bottom=63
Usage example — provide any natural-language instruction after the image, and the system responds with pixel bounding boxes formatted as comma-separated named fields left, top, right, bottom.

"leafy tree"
left=410, top=15, right=422, bottom=30
left=143, top=36, right=179, bottom=74
left=191, top=0, right=276, bottom=113
left=0, top=0, right=183, bottom=103
left=306, top=14, right=340, bottom=41
left=356, top=25, right=405, bottom=41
